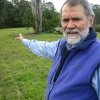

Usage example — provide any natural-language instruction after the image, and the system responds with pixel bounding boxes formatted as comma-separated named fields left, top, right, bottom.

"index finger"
left=19, top=33, right=22, bottom=37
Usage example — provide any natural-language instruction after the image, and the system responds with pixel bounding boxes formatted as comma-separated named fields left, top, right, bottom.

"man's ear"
left=89, top=16, right=95, bottom=27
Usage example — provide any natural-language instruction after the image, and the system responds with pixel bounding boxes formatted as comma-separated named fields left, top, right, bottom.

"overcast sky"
left=45, top=0, right=100, bottom=12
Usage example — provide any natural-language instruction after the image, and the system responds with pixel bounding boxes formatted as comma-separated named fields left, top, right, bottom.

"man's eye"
left=62, top=19, right=69, bottom=22
left=72, top=18, right=82, bottom=21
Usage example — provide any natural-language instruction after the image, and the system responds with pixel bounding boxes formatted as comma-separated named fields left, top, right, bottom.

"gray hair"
left=60, top=0, right=95, bottom=17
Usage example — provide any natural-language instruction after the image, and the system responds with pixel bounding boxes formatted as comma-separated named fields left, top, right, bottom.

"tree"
left=17, top=0, right=33, bottom=29
left=0, top=0, right=60, bottom=32
left=42, top=2, right=60, bottom=32
left=31, top=0, right=45, bottom=33
left=92, top=4, right=100, bottom=25
left=0, top=0, right=8, bottom=28
left=9, top=0, right=33, bottom=28
left=22, top=6, right=33, bottom=30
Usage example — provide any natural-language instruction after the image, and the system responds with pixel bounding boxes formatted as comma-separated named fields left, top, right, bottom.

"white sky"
left=45, top=0, right=100, bottom=12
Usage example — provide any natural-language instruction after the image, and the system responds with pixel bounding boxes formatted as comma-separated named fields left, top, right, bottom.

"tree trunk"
left=31, top=0, right=45, bottom=33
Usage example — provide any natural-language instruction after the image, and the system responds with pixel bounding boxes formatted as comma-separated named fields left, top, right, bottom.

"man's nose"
left=67, top=20, right=75, bottom=29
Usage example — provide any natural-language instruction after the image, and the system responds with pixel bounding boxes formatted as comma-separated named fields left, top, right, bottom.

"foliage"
left=0, top=0, right=33, bottom=29
left=42, top=2, right=60, bottom=33
left=0, top=0, right=12, bottom=28
left=20, top=0, right=33, bottom=29
left=0, top=0, right=60, bottom=33
left=94, top=24, right=100, bottom=32
left=92, top=4, right=100, bottom=25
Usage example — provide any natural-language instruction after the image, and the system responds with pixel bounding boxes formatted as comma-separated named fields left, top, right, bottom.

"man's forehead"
left=61, top=4, right=86, bottom=17
left=62, top=16, right=83, bottom=19
left=62, top=3, right=85, bottom=13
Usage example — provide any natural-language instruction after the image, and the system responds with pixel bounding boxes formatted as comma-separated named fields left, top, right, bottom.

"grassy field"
left=0, top=28, right=100, bottom=100
left=0, top=28, right=62, bottom=100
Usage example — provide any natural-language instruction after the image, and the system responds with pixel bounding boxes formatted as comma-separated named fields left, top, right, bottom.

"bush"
left=94, top=24, right=100, bottom=32
left=54, top=27, right=63, bottom=34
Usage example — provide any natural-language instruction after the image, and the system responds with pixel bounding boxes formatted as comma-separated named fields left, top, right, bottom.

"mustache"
left=64, top=29, right=80, bottom=33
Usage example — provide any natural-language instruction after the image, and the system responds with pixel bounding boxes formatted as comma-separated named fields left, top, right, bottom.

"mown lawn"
left=97, top=32, right=100, bottom=38
left=0, top=28, right=100, bottom=100
left=0, top=28, right=62, bottom=100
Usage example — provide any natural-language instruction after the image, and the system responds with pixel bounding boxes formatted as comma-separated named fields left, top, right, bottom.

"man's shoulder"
left=95, top=39, right=100, bottom=45
left=96, top=38, right=100, bottom=42
left=93, top=39, right=100, bottom=52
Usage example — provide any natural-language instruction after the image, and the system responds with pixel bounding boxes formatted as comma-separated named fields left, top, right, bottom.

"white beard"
left=63, top=28, right=89, bottom=46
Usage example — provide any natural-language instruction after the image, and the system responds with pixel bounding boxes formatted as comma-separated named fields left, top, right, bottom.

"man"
left=16, top=0, right=100, bottom=100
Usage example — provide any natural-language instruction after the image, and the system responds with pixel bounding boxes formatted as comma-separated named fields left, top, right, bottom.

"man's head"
left=60, top=0, right=95, bottom=45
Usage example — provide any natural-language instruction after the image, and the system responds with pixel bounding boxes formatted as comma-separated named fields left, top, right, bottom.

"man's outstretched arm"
left=15, top=33, right=60, bottom=59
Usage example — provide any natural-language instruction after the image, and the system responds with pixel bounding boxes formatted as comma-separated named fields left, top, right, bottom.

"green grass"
left=97, top=32, right=100, bottom=38
left=0, top=28, right=62, bottom=100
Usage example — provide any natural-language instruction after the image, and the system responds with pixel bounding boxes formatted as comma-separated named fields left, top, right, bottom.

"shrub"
left=54, top=27, right=63, bottom=34
left=94, top=24, right=100, bottom=32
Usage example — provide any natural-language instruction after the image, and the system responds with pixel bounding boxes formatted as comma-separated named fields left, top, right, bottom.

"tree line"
left=0, top=0, right=100, bottom=32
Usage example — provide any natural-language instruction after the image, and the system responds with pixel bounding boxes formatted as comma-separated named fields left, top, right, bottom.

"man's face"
left=61, top=4, right=93, bottom=45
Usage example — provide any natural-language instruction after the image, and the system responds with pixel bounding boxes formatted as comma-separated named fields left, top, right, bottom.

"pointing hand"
left=15, top=33, right=24, bottom=41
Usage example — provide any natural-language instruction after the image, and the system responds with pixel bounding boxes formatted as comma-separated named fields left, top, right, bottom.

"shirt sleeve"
left=92, top=66, right=100, bottom=100
left=22, top=39, right=60, bottom=59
